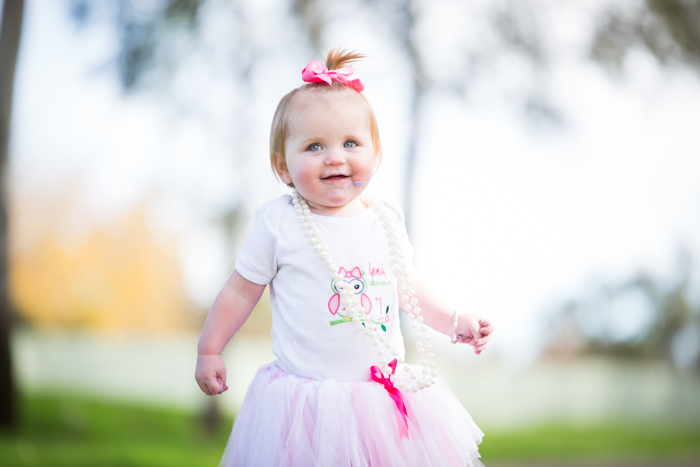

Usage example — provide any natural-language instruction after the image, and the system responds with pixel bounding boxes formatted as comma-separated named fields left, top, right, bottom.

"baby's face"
left=279, top=90, right=375, bottom=216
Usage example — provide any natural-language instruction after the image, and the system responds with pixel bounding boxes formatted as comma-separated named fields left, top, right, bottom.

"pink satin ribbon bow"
left=370, top=358, right=409, bottom=439
left=338, top=266, right=362, bottom=279
left=301, top=59, right=365, bottom=91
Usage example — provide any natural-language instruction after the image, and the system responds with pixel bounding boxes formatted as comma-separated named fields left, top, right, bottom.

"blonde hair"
left=270, top=49, right=383, bottom=185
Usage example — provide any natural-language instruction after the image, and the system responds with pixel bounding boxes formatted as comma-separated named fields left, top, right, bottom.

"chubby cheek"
left=288, top=166, right=319, bottom=193
left=353, top=158, right=375, bottom=184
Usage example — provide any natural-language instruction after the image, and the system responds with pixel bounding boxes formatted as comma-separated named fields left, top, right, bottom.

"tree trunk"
left=397, top=0, right=425, bottom=236
left=0, top=0, right=25, bottom=430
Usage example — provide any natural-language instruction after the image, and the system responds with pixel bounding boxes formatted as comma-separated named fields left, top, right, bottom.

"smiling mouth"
left=323, top=175, right=350, bottom=181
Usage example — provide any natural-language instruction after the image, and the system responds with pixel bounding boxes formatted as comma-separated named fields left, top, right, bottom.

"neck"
left=305, top=197, right=368, bottom=217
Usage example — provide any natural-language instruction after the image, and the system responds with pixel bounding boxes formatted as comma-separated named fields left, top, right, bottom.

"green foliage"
left=0, top=393, right=232, bottom=467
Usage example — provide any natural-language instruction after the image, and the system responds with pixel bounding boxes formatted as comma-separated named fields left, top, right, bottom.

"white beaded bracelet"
left=451, top=311, right=459, bottom=344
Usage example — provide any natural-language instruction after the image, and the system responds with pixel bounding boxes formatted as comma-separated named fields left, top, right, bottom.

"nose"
left=324, top=147, right=346, bottom=165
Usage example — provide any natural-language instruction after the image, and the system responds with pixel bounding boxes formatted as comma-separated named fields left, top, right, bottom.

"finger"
left=207, top=377, right=224, bottom=395
left=479, top=320, right=495, bottom=336
left=468, top=318, right=483, bottom=341
left=215, top=377, right=227, bottom=395
left=219, top=367, right=227, bottom=387
left=475, top=335, right=491, bottom=347
left=197, top=379, right=213, bottom=395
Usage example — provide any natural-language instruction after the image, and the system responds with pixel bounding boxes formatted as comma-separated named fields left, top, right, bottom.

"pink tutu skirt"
left=220, top=361, right=484, bottom=467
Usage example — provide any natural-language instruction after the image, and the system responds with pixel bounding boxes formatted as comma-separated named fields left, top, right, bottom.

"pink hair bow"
left=371, top=358, right=409, bottom=439
left=302, top=59, right=365, bottom=92
left=338, top=266, right=362, bottom=279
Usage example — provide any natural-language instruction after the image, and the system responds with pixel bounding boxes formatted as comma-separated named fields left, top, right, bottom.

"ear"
left=273, top=154, right=293, bottom=185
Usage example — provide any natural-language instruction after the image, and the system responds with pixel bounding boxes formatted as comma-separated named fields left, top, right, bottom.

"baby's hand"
left=195, top=354, right=229, bottom=395
left=456, top=313, right=495, bottom=355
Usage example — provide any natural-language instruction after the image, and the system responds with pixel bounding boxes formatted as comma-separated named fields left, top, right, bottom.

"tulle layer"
left=220, top=361, right=484, bottom=467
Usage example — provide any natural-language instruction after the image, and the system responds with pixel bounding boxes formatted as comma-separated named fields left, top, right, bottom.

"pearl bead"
left=391, top=350, right=399, bottom=356
left=403, top=365, right=410, bottom=372
left=404, top=304, right=412, bottom=312
left=410, top=373, right=417, bottom=380
left=417, top=348, right=425, bottom=355
left=372, top=339, right=380, bottom=346
left=422, top=368, right=430, bottom=375
left=407, top=314, right=415, bottom=320
left=377, top=348, right=384, bottom=355
left=410, top=298, right=418, bottom=306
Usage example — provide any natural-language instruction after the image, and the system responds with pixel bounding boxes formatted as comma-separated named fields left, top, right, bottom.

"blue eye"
left=308, top=143, right=322, bottom=151
left=344, top=141, right=357, bottom=148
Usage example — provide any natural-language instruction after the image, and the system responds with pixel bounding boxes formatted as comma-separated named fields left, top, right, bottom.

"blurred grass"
left=0, top=393, right=232, bottom=467
left=480, top=422, right=700, bottom=464
left=1, top=394, right=699, bottom=466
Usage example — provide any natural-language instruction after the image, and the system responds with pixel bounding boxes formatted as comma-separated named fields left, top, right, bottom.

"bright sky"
left=10, top=0, right=700, bottom=365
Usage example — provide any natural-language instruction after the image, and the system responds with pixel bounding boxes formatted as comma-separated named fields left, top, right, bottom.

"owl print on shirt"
left=328, top=266, right=391, bottom=332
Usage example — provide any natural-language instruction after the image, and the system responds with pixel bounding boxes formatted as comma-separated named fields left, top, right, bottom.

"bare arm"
left=194, top=270, right=266, bottom=395
left=408, top=268, right=494, bottom=354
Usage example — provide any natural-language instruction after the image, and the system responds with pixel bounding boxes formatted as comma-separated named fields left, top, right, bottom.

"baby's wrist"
left=450, top=311, right=459, bottom=343
left=197, top=348, right=223, bottom=357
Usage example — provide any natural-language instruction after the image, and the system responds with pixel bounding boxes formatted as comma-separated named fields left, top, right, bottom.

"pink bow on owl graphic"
left=338, top=267, right=362, bottom=279
left=301, top=59, right=365, bottom=92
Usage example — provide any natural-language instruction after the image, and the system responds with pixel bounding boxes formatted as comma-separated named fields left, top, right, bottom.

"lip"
left=322, top=174, right=350, bottom=182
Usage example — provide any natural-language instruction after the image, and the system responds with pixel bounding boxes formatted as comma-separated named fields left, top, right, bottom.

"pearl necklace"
left=291, top=189, right=437, bottom=392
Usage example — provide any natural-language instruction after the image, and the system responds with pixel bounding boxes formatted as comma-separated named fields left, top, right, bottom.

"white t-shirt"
left=235, top=194, right=413, bottom=382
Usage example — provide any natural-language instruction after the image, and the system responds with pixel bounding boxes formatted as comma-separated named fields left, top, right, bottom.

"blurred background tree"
left=0, top=0, right=24, bottom=430
left=545, top=249, right=700, bottom=372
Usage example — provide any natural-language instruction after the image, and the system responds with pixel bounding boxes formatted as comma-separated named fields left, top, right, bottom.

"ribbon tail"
left=397, top=414, right=409, bottom=439
left=388, top=391, right=409, bottom=439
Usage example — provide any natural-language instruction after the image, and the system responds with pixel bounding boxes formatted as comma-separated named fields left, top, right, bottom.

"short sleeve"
left=234, top=203, right=281, bottom=285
